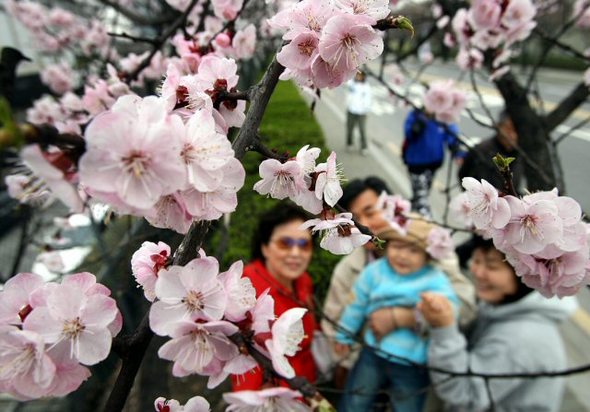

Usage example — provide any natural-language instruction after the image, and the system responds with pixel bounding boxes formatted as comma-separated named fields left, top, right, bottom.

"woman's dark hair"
left=250, top=201, right=311, bottom=262
left=471, top=235, right=534, bottom=305
left=339, top=176, right=391, bottom=210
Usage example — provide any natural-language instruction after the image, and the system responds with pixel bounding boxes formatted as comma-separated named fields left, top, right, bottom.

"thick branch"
left=232, top=55, right=285, bottom=158
left=98, top=0, right=177, bottom=26
left=544, top=82, right=590, bottom=132
left=125, top=0, right=200, bottom=82
left=103, top=47, right=285, bottom=412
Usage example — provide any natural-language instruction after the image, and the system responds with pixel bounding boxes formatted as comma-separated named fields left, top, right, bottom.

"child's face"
left=386, top=239, right=428, bottom=275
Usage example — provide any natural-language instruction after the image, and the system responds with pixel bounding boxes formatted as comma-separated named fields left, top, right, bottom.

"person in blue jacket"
left=403, top=109, right=465, bottom=217
left=334, top=215, right=459, bottom=412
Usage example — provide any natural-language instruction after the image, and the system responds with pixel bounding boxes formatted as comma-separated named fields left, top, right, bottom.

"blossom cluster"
left=254, top=148, right=371, bottom=254
left=0, top=272, right=121, bottom=399
left=422, top=80, right=467, bottom=124
left=5, top=0, right=111, bottom=58
left=461, top=177, right=590, bottom=297
left=270, top=0, right=389, bottom=89
left=140, top=246, right=309, bottom=393
left=154, top=395, right=210, bottom=412
left=447, top=0, right=537, bottom=78
left=376, top=191, right=454, bottom=260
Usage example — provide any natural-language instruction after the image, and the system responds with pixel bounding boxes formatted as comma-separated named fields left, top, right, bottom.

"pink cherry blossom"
left=456, top=48, right=484, bottom=70
left=131, top=241, right=171, bottom=302
left=223, top=387, right=310, bottom=411
left=334, top=0, right=391, bottom=24
left=195, top=55, right=239, bottom=91
left=44, top=342, right=91, bottom=397
left=180, top=110, right=235, bottom=192
left=232, top=24, right=257, bottom=59
left=23, top=283, right=119, bottom=365
left=180, top=157, right=245, bottom=221
left=264, top=308, right=306, bottom=378
left=268, top=0, right=335, bottom=41
left=501, top=195, right=563, bottom=254
left=0, top=326, right=56, bottom=399
left=449, top=192, right=473, bottom=228
left=157, top=320, right=238, bottom=376
left=318, top=14, right=383, bottom=75
left=426, top=227, right=454, bottom=260
left=154, top=396, right=210, bottom=412
left=376, top=192, right=410, bottom=234
left=0, top=272, right=44, bottom=325
left=212, top=0, right=244, bottom=20
left=276, top=31, right=320, bottom=72
left=147, top=194, right=194, bottom=234
left=149, top=255, right=226, bottom=336
left=80, top=95, right=186, bottom=211
left=254, top=159, right=306, bottom=200
left=301, top=213, right=371, bottom=254
left=19, top=144, right=84, bottom=213
left=219, top=261, right=257, bottom=322
left=468, top=0, right=502, bottom=30
left=40, top=63, right=75, bottom=95
left=314, top=151, right=344, bottom=207
left=462, top=177, right=511, bottom=233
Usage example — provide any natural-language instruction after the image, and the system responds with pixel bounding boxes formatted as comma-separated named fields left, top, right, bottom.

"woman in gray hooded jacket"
left=418, top=236, right=578, bottom=412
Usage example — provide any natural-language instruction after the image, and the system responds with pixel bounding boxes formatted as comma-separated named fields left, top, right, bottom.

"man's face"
left=497, top=118, right=518, bottom=150
left=348, top=189, right=387, bottom=249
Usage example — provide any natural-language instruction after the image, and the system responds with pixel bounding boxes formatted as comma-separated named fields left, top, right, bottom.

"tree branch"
left=544, top=82, right=590, bottom=132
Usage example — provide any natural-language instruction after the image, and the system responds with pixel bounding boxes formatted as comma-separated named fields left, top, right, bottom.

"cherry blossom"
left=264, top=308, right=306, bottom=378
left=426, top=227, right=454, bottom=260
left=0, top=272, right=44, bottom=326
left=318, top=14, right=383, bottom=76
left=23, top=283, right=119, bottom=365
left=223, top=387, right=311, bottom=411
left=334, top=0, right=391, bottom=24
left=314, top=151, right=344, bottom=207
left=131, top=241, right=172, bottom=302
left=253, top=159, right=306, bottom=200
left=80, top=95, right=186, bottom=211
left=149, top=255, right=226, bottom=336
left=154, top=396, right=210, bottom=412
left=376, top=192, right=410, bottom=234
left=219, top=261, right=257, bottom=322
left=157, top=320, right=238, bottom=377
left=499, top=195, right=562, bottom=254
left=40, top=62, right=76, bottom=95
left=0, top=326, right=56, bottom=399
left=232, top=24, right=257, bottom=59
left=301, top=213, right=372, bottom=254
left=462, top=177, right=511, bottom=233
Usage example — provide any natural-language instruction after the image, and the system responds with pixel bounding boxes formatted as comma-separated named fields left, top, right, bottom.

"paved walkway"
left=306, top=83, right=590, bottom=412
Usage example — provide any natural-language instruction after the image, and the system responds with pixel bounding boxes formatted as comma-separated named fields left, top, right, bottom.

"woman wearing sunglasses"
left=231, top=201, right=317, bottom=390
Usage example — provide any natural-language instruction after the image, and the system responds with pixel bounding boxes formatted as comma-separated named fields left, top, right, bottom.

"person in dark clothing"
left=456, top=112, right=524, bottom=268
left=403, top=109, right=465, bottom=218
left=458, top=111, right=524, bottom=193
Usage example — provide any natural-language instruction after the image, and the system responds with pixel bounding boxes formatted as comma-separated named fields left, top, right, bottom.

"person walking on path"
left=346, top=71, right=372, bottom=155
left=403, top=109, right=465, bottom=218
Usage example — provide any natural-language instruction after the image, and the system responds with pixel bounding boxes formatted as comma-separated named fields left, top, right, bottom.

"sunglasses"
left=273, top=237, right=313, bottom=252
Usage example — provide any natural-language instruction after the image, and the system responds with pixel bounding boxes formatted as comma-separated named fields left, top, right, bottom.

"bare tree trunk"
left=494, top=73, right=561, bottom=192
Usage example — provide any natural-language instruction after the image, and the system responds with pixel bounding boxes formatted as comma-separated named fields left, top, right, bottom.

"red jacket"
left=231, top=259, right=317, bottom=390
